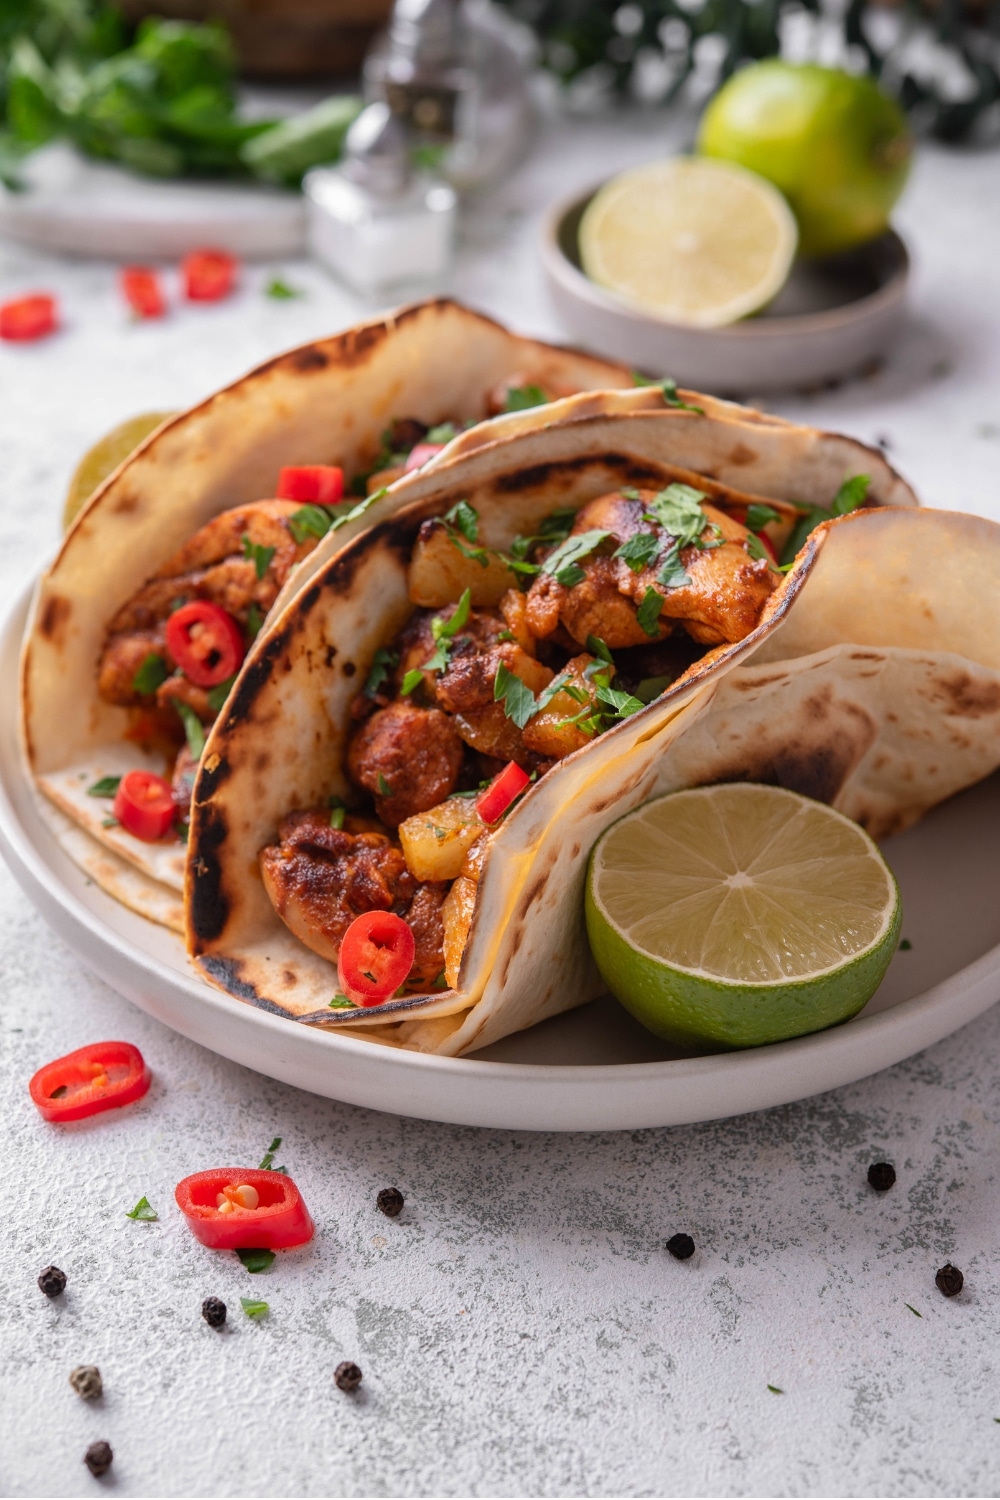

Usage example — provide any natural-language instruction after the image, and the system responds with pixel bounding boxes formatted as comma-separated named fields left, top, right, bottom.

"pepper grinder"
left=304, top=101, right=457, bottom=297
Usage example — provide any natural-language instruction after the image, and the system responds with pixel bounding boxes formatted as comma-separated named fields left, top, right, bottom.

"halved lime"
left=578, top=157, right=798, bottom=328
left=63, top=411, right=176, bottom=531
left=586, top=784, right=901, bottom=1051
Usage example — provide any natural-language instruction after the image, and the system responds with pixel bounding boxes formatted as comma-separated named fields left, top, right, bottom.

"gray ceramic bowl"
left=541, top=185, right=910, bottom=395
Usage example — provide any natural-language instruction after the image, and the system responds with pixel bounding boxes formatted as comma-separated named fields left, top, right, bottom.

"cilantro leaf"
left=206, top=674, right=237, bottom=714
left=240, top=1297, right=269, bottom=1319
left=329, top=993, right=356, bottom=1009
left=365, top=647, right=398, bottom=697
left=532, top=669, right=572, bottom=716
left=171, top=699, right=206, bottom=760
left=241, top=534, right=276, bottom=580
left=426, top=422, right=458, bottom=445
left=265, top=277, right=303, bottom=300
left=585, top=636, right=615, bottom=666
left=539, top=508, right=578, bottom=540
left=746, top=504, right=781, bottom=532
left=236, top=1248, right=275, bottom=1274
left=329, top=802, right=345, bottom=829
left=288, top=504, right=334, bottom=544
left=423, top=589, right=472, bottom=674
left=831, top=474, right=871, bottom=516
left=636, top=587, right=663, bottom=638
left=635, top=674, right=674, bottom=704
left=330, top=489, right=387, bottom=531
left=745, top=533, right=770, bottom=563
left=494, top=662, right=538, bottom=730
left=132, top=652, right=169, bottom=696
left=246, top=602, right=264, bottom=642
left=125, top=1196, right=158, bottom=1221
left=87, top=776, right=122, bottom=799
left=656, top=544, right=691, bottom=590
left=659, top=379, right=705, bottom=415
left=645, top=484, right=707, bottom=548
left=614, top=531, right=661, bottom=573
left=595, top=683, right=644, bottom=719
left=400, top=668, right=425, bottom=697
left=502, top=384, right=548, bottom=414
left=779, top=475, right=871, bottom=565
left=541, top=529, right=611, bottom=589
left=443, top=500, right=479, bottom=543
left=377, top=773, right=394, bottom=798
left=259, top=1137, right=285, bottom=1171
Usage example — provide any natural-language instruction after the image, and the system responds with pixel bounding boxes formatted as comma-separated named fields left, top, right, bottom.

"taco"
left=20, top=298, right=638, bottom=924
left=185, top=402, right=943, bottom=1056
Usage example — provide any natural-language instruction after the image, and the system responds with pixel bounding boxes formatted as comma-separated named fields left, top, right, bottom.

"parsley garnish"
left=502, top=384, right=547, bottom=414
left=240, top=1297, right=269, bottom=1319
left=656, top=544, right=690, bottom=590
left=746, top=503, right=781, bottom=532
left=614, top=531, right=660, bottom=573
left=265, top=277, right=303, bottom=300
left=206, top=674, right=237, bottom=713
left=494, top=662, right=538, bottom=730
left=779, top=474, right=871, bottom=566
left=365, top=646, right=398, bottom=697
left=241, top=534, right=276, bottom=580
left=431, top=970, right=448, bottom=990
left=659, top=378, right=705, bottom=415
left=259, top=1137, right=286, bottom=1172
left=377, top=773, right=394, bottom=798
left=635, top=674, right=673, bottom=703
left=237, top=1248, right=275, bottom=1274
left=422, top=589, right=472, bottom=674
left=101, top=816, right=119, bottom=828
left=171, top=699, right=206, bottom=760
left=246, top=602, right=264, bottom=642
left=645, top=483, right=707, bottom=547
left=636, top=587, right=663, bottom=638
left=905, top=1303, right=923, bottom=1317
left=87, top=776, right=121, bottom=798
left=400, top=668, right=425, bottom=697
left=586, top=635, right=615, bottom=666
left=328, top=797, right=346, bottom=830
left=125, top=1196, right=158, bottom=1221
left=744, top=533, right=770, bottom=563
left=288, top=503, right=334, bottom=545
left=328, top=993, right=356, bottom=1009
left=426, top=422, right=458, bottom=445
left=832, top=474, right=871, bottom=515
left=132, top=652, right=168, bottom=696
left=767, top=1384, right=784, bottom=1395
left=594, top=682, right=644, bottom=718
left=440, top=499, right=490, bottom=567
left=541, top=528, right=612, bottom=589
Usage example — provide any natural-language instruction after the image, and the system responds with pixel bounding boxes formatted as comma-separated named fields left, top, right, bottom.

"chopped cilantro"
left=171, top=699, right=206, bottom=760
left=101, top=816, right=119, bottom=828
left=259, top=1137, right=286, bottom=1172
left=87, top=776, right=121, bottom=799
left=176, top=820, right=190, bottom=843
left=779, top=474, right=871, bottom=565
left=265, top=277, right=303, bottom=300
left=631, top=370, right=657, bottom=387
left=288, top=503, right=333, bottom=544
left=659, top=378, right=704, bottom=415
left=594, top=683, right=644, bottom=719
left=494, top=662, right=538, bottom=730
left=423, top=589, right=472, bottom=674
left=635, top=674, right=673, bottom=704
left=206, top=674, right=237, bottom=714
left=240, top=1297, right=269, bottom=1319
left=645, top=483, right=707, bottom=547
left=443, top=500, right=479, bottom=542
left=656, top=544, right=691, bottom=590
left=746, top=503, right=781, bottom=532
left=125, top=1196, right=158, bottom=1221
left=502, top=384, right=547, bottom=414
left=246, top=602, right=264, bottom=642
left=400, top=668, right=425, bottom=697
left=236, top=1248, right=275, bottom=1274
left=365, top=647, right=398, bottom=697
left=585, top=635, right=615, bottom=666
left=539, top=507, right=577, bottom=541
left=541, top=529, right=612, bottom=589
left=329, top=993, right=356, bottom=1009
left=614, top=531, right=661, bottom=573
left=532, top=669, right=573, bottom=716
left=636, top=587, right=663, bottom=638
left=241, top=535, right=276, bottom=580
left=377, top=773, right=394, bottom=798
left=329, top=801, right=346, bottom=830
left=426, top=422, right=458, bottom=445
left=744, top=533, right=770, bottom=563
left=905, top=1303, right=923, bottom=1317
left=431, top=970, right=449, bottom=990
left=496, top=630, right=516, bottom=643
left=767, top=1384, right=784, bottom=1395
left=831, top=474, right=871, bottom=516
left=132, top=652, right=168, bottom=696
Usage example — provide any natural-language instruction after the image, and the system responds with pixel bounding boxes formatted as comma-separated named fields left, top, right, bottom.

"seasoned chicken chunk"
left=260, top=810, right=445, bottom=983
left=347, top=700, right=465, bottom=826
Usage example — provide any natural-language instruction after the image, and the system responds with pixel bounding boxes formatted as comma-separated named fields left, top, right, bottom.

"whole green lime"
left=697, top=62, right=912, bottom=258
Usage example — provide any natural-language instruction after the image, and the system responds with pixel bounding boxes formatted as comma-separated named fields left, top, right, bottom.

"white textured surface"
left=2, top=110, right=1000, bottom=1497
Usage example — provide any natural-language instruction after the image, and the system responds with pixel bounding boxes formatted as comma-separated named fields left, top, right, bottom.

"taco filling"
left=258, top=482, right=788, bottom=998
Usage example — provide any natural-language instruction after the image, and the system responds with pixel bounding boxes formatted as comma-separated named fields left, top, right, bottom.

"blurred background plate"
left=542, top=186, right=910, bottom=396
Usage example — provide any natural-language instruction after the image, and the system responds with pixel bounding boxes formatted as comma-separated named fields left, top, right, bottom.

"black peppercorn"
left=867, top=1162, right=896, bottom=1192
left=69, top=1365, right=102, bottom=1400
left=202, top=1296, right=227, bottom=1328
left=334, top=1360, right=363, bottom=1392
left=84, top=1440, right=113, bottom=1477
left=935, top=1263, right=964, bottom=1298
left=666, top=1233, right=695, bottom=1261
left=38, top=1264, right=66, bottom=1297
left=376, top=1187, right=404, bottom=1218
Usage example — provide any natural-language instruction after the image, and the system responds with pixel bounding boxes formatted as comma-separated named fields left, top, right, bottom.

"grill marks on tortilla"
left=39, top=593, right=71, bottom=646
left=934, top=670, right=1000, bottom=719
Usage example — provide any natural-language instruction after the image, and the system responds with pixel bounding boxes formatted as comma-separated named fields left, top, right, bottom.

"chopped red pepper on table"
left=29, top=1042, right=150, bottom=1122
left=276, top=465, right=344, bottom=505
left=337, top=911, right=415, bottom=1006
left=181, top=248, right=239, bottom=302
left=0, top=294, right=58, bottom=342
left=165, top=599, right=244, bottom=688
left=121, top=266, right=166, bottom=320
left=175, top=1168, right=314, bottom=1250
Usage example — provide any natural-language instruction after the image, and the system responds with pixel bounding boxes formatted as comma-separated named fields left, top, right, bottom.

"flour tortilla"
left=186, top=416, right=938, bottom=1055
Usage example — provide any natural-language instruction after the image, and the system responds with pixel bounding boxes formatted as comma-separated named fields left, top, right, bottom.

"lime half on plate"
left=586, top=783, right=901, bottom=1051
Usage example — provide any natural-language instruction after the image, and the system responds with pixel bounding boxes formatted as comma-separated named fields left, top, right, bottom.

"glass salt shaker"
left=304, top=101, right=457, bottom=297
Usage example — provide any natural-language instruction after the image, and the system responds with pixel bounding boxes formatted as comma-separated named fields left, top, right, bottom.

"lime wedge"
left=578, top=157, right=798, bottom=328
left=63, top=411, right=176, bottom=531
left=586, top=784, right=901, bottom=1050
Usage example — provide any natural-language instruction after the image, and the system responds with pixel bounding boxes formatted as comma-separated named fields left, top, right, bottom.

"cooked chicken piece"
left=347, top=700, right=465, bottom=826
left=393, top=605, right=507, bottom=703
left=156, top=672, right=215, bottom=723
left=499, top=589, right=538, bottom=656
left=433, top=622, right=552, bottom=768
left=171, top=744, right=199, bottom=820
left=526, top=559, right=666, bottom=649
left=97, top=628, right=167, bottom=707
left=260, top=810, right=445, bottom=983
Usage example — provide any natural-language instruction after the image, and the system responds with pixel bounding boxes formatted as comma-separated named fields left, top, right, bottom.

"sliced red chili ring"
left=337, top=911, right=415, bottom=1007
left=175, top=1168, right=314, bottom=1250
left=29, top=1042, right=151, bottom=1122
left=113, top=769, right=176, bottom=842
left=182, top=248, right=239, bottom=302
left=276, top=465, right=344, bottom=504
left=166, top=600, right=244, bottom=688
left=0, top=294, right=58, bottom=342
left=476, top=761, right=530, bottom=825
left=121, top=266, right=166, bottom=319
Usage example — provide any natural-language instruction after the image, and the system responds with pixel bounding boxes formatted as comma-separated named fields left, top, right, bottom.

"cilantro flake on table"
left=237, top=1248, right=275, bottom=1274
left=125, top=1196, right=158, bottom=1221
left=259, top=1137, right=286, bottom=1172
left=265, top=277, right=304, bottom=300
left=240, top=1297, right=269, bottom=1319
left=767, top=1384, right=784, bottom=1395
left=905, top=1302, right=923, bottom=1317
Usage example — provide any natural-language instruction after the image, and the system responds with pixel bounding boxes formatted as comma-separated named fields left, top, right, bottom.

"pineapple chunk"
left=522, top=653, right=603, bottom=760
left=409, top=519, right=517, bottom=608
left=398, top=797, right=487, bottom=882
left=440, top=838, right=488, bottom=987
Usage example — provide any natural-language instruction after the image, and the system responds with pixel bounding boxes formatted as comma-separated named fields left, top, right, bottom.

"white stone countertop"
left=2, top=110, right=1000, bottom=1499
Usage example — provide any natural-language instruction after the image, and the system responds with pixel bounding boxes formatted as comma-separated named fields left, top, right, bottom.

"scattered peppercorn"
left=202, top=1296, right=227, bottom=1328
left=666, top=1233, right=695, bottom=1261
left=38, top=1264, right=66, bottom=1297
left=334, top=1360, right=363, bottom=1392
left=868, top=1162, right=896, bottom=1192
left=935, top=1263, right=964, bottom=1298
left=69, top=1365, right=102, bottom=1400
left=84, top=1440, right=113, bottom=1477
left=376, top=1187, right=404, bottom=1218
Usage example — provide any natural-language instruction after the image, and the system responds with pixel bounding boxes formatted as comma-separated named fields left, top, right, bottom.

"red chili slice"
left=181, top=248, right=238, bottom=302
left=121, top=266, right=166, bottom=319
left=114, top=770, right=176, bottom=842
left=276, top=465, right=344, bottom=504
left=166, top=600, right=244, bottom=688
left=754, top=530, right=779, bottom=563
left=476, top=761, right=530, bottom=825
left=29, top=1042, right=150, bottom=1122
left=337, top=911, right=415, bottom=1007
left=0, top=294, right=58, bottom=342
left=175, top=1168, right=314, bottom=1250
left=403, top=442, right=445, bottom=473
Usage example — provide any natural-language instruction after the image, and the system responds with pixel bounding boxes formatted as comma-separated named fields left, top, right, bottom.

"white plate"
left=2, top=586, right=999, bottom=1131
left=0, top=143, right=305, bottom=261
